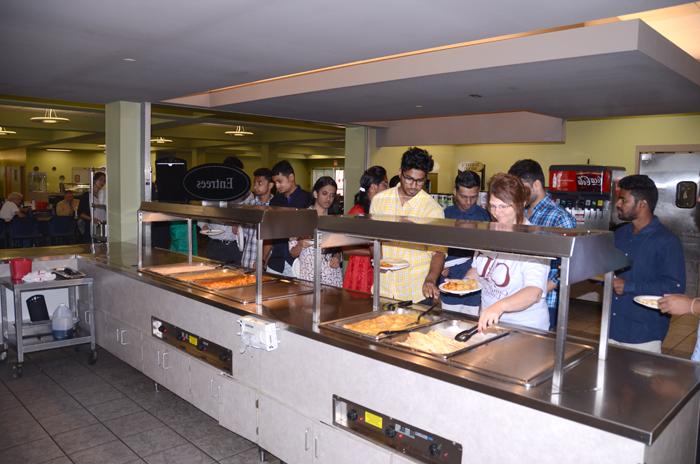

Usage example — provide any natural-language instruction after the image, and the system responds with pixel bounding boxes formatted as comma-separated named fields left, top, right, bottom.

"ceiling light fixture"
left=122, top=58, right=136, bottom=62
left=97, top=144, right=106, bottom=148
left=150, top=136, right=173, bottom=144
left=0, top=127, right=16, bottom=135
left=30, top=108, right=70, bottom=124
left=45, top=148, right=72, bottom=152
left=225, top=125, right=254, bottom=137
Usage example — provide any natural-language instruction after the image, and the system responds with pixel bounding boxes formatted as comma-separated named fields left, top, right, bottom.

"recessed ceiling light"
left=415, top=105, right=423, bottom=108
left=30, top=108, right=70, bottom=124
left=225, top=125, right=254, bottom=137
left=45, top=148, right=72, bottom=152
left=150, top=136, right=173, bottom=144
left=0, top=126, right=16, bottom=135
left=123, top=58, right=136, bottom=62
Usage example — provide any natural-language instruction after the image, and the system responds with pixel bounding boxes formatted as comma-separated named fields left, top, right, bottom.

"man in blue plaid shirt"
left=240, top=168, right=275, bottom=269
left=509, top=160, right=576, bottom=331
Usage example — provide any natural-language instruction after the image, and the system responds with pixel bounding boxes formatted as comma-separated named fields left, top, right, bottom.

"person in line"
left=508, top=159, right=576, bottom=330
left=660, top=294, right=700, bottom=361
left=369, top=147, right=445, bottom=304
left=469, top=173, right=550, bottom=332
left=610, top=174, right=685, bottom=353
left=199, top=157, right=247, bottom=264
left=264, top=160, right=313, bottom=276
left=440, top=170, right=490, bottom=315
left=0, top=192, right=28, bottom=222
left=78, top=171, right=106, bottom=242
left=240, top=168, right=275, bottom=269
left=342, top=166, right=388, bottom=293
left=289, top=176, right=342, bottom=286
left=55, top=190, right=80, bottom=217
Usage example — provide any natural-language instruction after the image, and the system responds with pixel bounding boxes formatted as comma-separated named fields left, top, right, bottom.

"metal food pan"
left=382, top=319, right=509, bottom=360
left=141, top=262, right=219, bottom=276
left=219, top=278, right=313, bottom=304
left=320, top=308, right=445, bottom=342
left=191, top=274, right=276, bottom=290
left=172, top=267, right=245, bottom=282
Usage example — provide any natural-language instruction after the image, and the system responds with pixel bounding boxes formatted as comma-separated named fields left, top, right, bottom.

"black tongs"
left=382, top=299, right=413, bottom=311
left=454, top=326, right=479, bottom=342
left=378, top=302, right=439, bottom=337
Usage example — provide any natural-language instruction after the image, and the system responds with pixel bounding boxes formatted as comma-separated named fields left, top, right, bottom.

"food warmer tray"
left=381, top=319, right=509, bottom=360
left=190, top=274, right=276, bottom=290
left=320, top=308, right=446, bottom=342
left=448, top=332, right=594, bottom=388
left=140, top=262, right=220, bottom=277
left=217, top=278, right=313, bottom=304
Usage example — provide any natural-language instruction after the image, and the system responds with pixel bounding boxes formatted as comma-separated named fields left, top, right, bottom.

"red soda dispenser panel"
left=549, top=166, right=612, bottom=194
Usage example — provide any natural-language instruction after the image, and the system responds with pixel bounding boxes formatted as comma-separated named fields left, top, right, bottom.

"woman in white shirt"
left=468, top=173, right=550, bottom=332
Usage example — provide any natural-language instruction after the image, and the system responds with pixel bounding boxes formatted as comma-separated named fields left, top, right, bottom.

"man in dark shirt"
left=610, top=174, right=685, bottom=353
left=440, top=170, right=490, bottom=315
left=264, top=160, right=313, bottom=275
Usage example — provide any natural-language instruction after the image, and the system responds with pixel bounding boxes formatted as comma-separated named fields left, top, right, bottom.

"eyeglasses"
left=401, top=173, right=426, bottom=186
left=488, top=203, right=513, bottom=211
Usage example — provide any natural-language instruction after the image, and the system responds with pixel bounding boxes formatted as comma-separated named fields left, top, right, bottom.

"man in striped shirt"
left=509, top=159, right=576, bottom=330
left=240, top=168, right=275, bottom=270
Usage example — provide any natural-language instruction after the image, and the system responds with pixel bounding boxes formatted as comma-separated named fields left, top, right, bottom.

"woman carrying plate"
left=342, top=166, right=388, bottom=293
left=466, top=173, right=550, bottom=332
left=290, top=177, right=343, bottom=286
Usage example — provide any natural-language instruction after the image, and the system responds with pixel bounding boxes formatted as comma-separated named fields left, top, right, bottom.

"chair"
left=9, top=216, right=43, bottom=248
left=48, top=216, right=77, bottom=245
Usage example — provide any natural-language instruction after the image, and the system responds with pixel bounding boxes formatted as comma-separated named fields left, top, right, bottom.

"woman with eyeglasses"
left=343, top=166, right=388, bottom=293
left=289, top=176, right=343, bottom=286
left=467, top=173, right=550, bottom=332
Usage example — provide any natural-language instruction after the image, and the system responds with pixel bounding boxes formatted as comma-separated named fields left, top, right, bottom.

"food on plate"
left=150, top=264, right=218, bottom=275
left=394, top=330, right=468, bottom=354
left=343, top=314, right=419, bottom=336
left=442, top=279, right=479, bottom=292
left=637, top=297, right=660, bottom=309
left=197, top=274, right=256, bottom=290
left=380, top=260, right=393, bottom=269
left=175, top=269, right=244, bottom=282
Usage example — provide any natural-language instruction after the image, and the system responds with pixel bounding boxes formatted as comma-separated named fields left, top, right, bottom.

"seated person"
left=55, top=190, right=80, bottom=217
left=0, top=192, right=28, bottom=222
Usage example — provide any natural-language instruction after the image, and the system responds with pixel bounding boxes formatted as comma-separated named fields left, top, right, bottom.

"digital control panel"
left=151, top=317, right=232, bottom=374
left=333, top=395, right=462, bottom=464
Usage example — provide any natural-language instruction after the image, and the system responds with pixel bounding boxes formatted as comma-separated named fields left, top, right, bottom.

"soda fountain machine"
left=548, top=165, right=626, bottom=230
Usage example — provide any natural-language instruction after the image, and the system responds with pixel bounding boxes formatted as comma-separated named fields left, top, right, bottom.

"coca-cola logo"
left=576, top=173, right=603, bottom=192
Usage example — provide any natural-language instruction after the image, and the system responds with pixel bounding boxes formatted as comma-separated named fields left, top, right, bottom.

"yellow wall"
left=371, top=113, right=700, bottom=191
left=25, top=149, right=106, bottom=193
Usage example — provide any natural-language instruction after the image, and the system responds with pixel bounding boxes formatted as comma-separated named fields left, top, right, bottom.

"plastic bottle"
left=51, top=304, right=74, bottom=340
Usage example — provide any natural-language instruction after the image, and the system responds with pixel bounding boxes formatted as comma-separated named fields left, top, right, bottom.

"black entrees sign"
left=182, top=164, right=251, bottom=201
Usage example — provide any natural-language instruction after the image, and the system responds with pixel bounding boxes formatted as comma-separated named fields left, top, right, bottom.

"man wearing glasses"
left=370, top=147, right=446, bottom=304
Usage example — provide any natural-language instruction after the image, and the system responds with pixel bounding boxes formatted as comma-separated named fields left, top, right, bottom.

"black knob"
left=219, top=351, right=231, bottom=362
left=428, top=443, right=441, bottom=457
left=347, top=409, right=358, bottom=421
left=197, top=340, right=207, bottom=351
left=384, top=425, right=396, bottom=438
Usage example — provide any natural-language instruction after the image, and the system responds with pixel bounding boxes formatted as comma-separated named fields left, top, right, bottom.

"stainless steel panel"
left=317, top=215, right=628, bottom=284
left=381, top=319, right=508, bottom=359
left=138, top=201, right=318, bottom=240
left=449, top=332, right=594, bottom=388
left=639, top=152, right=700, bottom=296
left=320, top=308, right=445, bottom=341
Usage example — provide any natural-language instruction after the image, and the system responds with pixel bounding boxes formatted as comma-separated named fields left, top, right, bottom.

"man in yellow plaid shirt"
left=370, top=147, right=446, bottom=304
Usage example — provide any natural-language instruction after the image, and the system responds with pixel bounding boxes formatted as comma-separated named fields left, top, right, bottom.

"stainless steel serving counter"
left=50, top=242, right=700, bottom=446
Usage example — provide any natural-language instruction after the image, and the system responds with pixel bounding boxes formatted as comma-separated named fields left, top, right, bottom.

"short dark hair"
left=223, top=156, right=244, bottom=169
left=271, top=160, right=294, bottom=177
left=455, top=170, right=481, bottom=190
left=253, top=168, right=273, bottom=183
left=93, top=171, right=106, bottom=183
left=618, top=174, right=658, bottom=212
left=400, top=147, right=433, bottom=174
left=508, top=159, right=545, bottom=186
left=389, top=175, right=401, bottom=188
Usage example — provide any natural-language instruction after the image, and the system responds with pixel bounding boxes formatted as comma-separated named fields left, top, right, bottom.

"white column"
left=105, top=101, right=151, bottom=244
left=344, top=126, right=375, bottom=214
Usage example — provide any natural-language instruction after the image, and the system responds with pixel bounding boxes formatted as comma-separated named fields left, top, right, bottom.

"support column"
left=105, top=101, right=151, bottom=244
left=344, top=126, right=375, bottom=214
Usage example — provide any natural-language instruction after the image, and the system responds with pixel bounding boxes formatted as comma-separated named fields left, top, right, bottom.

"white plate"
left=201, top=229, right=224, bottom=237
left=439, top=279, right=481, bottom=295
left=379, top=258, right=409, bottom=272
left=633, top=295, right=661, bottom=309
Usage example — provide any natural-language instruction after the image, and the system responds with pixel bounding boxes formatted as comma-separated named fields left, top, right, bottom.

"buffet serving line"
left=4, top=202, right=699, bottom=464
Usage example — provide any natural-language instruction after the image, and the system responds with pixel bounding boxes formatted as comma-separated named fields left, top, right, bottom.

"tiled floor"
left=0, top=347, right=280, bottom=464
left=567, top=299, right=698, bottom=358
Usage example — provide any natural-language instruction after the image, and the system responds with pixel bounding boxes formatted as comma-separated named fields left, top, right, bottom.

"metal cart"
left=0, top=276, right=97, bottom=377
